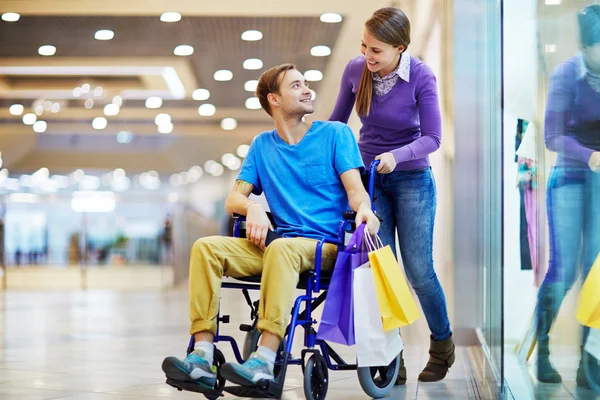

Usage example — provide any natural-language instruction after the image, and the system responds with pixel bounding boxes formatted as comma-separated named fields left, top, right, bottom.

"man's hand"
left=589, top=152, right=600, bottom=172
left=355, top=204, right=380, bottom=236
left=375, top=152, right=397, bottom=174
left=246, top=203, right=273, bottom=249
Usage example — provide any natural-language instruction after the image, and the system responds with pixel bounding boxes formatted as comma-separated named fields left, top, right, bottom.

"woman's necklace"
left=586, top=70, right=600, bottom=93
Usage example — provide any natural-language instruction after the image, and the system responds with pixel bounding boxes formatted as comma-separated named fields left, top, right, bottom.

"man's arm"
left=225, top=180, right=272, bottom=249
left=340, top=169, right=380, bottom=236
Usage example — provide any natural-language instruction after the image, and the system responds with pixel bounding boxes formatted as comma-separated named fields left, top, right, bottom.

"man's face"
left=272, top=69, right=314, bottom=117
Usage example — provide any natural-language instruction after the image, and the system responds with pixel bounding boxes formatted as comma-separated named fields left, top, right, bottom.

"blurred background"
left=0, top=0, right=598, bottom=399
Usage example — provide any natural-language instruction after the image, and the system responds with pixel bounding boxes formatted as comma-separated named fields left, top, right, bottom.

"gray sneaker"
left=221, top=352, right=274, bottom=387
left=162, top=350, right=217, bottom=387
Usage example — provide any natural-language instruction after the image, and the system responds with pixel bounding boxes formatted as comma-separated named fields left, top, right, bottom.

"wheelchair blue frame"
left=186, top=160, right=380, bottom=398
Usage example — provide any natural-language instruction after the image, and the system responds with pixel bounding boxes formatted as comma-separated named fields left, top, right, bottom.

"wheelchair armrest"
left=342, top=210, right=383, bottom=222
left=233, top=211, right=276, bottom=227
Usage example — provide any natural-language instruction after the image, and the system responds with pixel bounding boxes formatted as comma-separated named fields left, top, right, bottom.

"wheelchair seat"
left=233, top=270, right=333, bottom=289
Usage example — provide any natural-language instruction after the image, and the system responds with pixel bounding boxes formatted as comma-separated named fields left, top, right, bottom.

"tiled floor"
left=0, top=284, right=497, bottom=399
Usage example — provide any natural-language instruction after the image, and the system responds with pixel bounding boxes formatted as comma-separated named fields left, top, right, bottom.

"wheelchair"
left=166, top=161, right=401, bottom=399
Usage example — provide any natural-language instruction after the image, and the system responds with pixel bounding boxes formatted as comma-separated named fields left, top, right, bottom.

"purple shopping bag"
left=317, top=224, right=368, bottom=346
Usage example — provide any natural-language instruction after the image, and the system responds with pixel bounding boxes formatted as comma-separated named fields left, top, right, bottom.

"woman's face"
left=360, top=28, right=404, bottom=76
left=583, top=42, right=600, bottom=74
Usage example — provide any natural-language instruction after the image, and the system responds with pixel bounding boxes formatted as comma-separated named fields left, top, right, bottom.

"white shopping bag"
left=353, top=262, right=404, bottom=367
left=585, top=328, right=600, bottom=361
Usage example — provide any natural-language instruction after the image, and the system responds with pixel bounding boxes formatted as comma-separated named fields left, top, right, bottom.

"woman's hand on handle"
left=375, top=152, right=397, bottom=174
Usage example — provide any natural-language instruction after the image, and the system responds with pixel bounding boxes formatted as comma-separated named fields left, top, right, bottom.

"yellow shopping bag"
left=577, top=253, right=600, bottom=328
left=368, top=244, right=421, bottom=331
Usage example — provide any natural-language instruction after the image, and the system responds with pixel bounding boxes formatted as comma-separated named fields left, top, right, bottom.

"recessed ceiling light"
left=22, top=113, right=36, bottom=125
left=73, top=87, right=82, bottom=97
left=174, top=45, right=194, bottom=56
left=93, top=86, right=103, bottom=96
left=192, top=88, right=210, bottom=101
left=116, top=131, right=133, bottom=144
left=236, top=144, right=250, bottom=158
left=1, top=13, right=20, bottom=22
left=243, top=58, right=263, bottom=70
left=244, top=80, right=258, bottom=92
left=9, top=104, right=24, bottom=116
left=94, top=30, right=114, bottom=40
left=221, top=118, right=237, bottom=130
left=320, top=13, right=343, bottom=23
left=33, top=120, right=47, bottom=133
left=104, top=104, right=120, bottom=116
left=214, top=70, right=233, bottom=81
left=155, top=113, right=171, bottom=125
left=145, top=96, right=163, bottom=109
left=84, top=99, right=94, bottom=109
left=187, top=166, right=203, bottom=182
left=241, top=30, right=263, bottom=41
left=158, top=122, right=174, bottom=134
left=245, top=97, right=261, bottom=110
left=310, top=90, right=317, bottom=100
left=160, top=12, right=182, bottom=22
left=43, top=101, right=52, bottom=111
left=304, top=70, right=323, bottom=81
left=310, top=45, right=331, bottom=57
left=112, top=95, right=123, bottom=107
left=221, top=153, right=240, bottom=167
left=51, top=103, right=60, bottom=113
left=81, top=83, right=91, bottom=93
left=35, top=105, right=44, bottom=115
left=92, top=117, right=107, bottom=130
left=198, top=104, right=216, bottom=116
left=38, top=45, right=56, bottom=56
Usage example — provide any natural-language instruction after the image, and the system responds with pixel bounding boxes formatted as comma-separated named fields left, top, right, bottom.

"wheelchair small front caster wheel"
left=357, top=353, right=400, bottom=398
left=303, top=353, right=328, bottom=400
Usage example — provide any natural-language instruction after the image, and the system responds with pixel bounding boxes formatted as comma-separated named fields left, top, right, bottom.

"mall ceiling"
left=0, top=0, right=403, bottom=177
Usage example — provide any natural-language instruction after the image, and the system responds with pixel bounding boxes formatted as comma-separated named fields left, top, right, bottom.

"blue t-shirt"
left=237, top=120, right=364, bottom=239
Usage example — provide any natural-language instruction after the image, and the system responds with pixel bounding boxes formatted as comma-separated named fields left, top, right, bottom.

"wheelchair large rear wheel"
left=356, top=354, right=400, bottom=399
left=583, top=350, right=600, bottom=394
left=303, top=353, right=329, bottom=400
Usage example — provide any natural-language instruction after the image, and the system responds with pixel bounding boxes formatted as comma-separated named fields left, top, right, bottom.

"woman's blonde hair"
left=356, top=7, right=411, bottom=117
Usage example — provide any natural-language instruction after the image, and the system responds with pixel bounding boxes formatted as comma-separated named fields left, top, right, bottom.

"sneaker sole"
left=220, top=363, right=259, bottom=387
left=161, top=357, right=215, bottom=387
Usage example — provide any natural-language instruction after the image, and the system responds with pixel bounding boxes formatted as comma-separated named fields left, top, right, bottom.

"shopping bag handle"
left=363, top=228, right=384, bottom=252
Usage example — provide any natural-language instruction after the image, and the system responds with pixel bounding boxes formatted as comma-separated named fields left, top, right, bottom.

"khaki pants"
left=189, top=236, right=338, bottom=339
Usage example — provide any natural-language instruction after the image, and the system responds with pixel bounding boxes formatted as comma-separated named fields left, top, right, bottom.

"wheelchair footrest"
left=223, top=382, right=283, bottom=399
left=166, top=378, right=223, bottom=397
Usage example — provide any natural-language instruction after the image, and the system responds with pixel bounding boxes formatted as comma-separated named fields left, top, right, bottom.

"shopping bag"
left=366, top=234, right=420, bottom=331
left=317, top=224, right=368, bottom=346
left=577, top=253, right=600, bottom=328
left=354, top=263, right=404, bottom=367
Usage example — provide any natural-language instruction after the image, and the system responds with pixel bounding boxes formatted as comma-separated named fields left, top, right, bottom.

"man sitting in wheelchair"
left=162, top=63, right=379, bottom=389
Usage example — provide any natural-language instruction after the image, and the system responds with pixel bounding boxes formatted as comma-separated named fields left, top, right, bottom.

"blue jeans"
left=537, top=167, right=600, bottom=343
left=373, top=167, right=452, bottom=341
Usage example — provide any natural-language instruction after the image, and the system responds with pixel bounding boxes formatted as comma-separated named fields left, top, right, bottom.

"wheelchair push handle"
left=368, top=160, right=380, bottom=211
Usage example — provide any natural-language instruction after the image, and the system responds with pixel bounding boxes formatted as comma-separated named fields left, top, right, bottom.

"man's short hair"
left=256, top=63, right=297, bottom=116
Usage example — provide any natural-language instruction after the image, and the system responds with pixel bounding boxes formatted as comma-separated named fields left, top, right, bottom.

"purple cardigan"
left=329, top=55, right=442, bottom=171
left=544, top=54, right=600, bottom=169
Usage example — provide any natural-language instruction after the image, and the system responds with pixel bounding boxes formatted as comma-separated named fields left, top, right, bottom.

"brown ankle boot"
left=418, top=334, right=455, bottom=382
left=395, top=350, right=406, bottom=385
